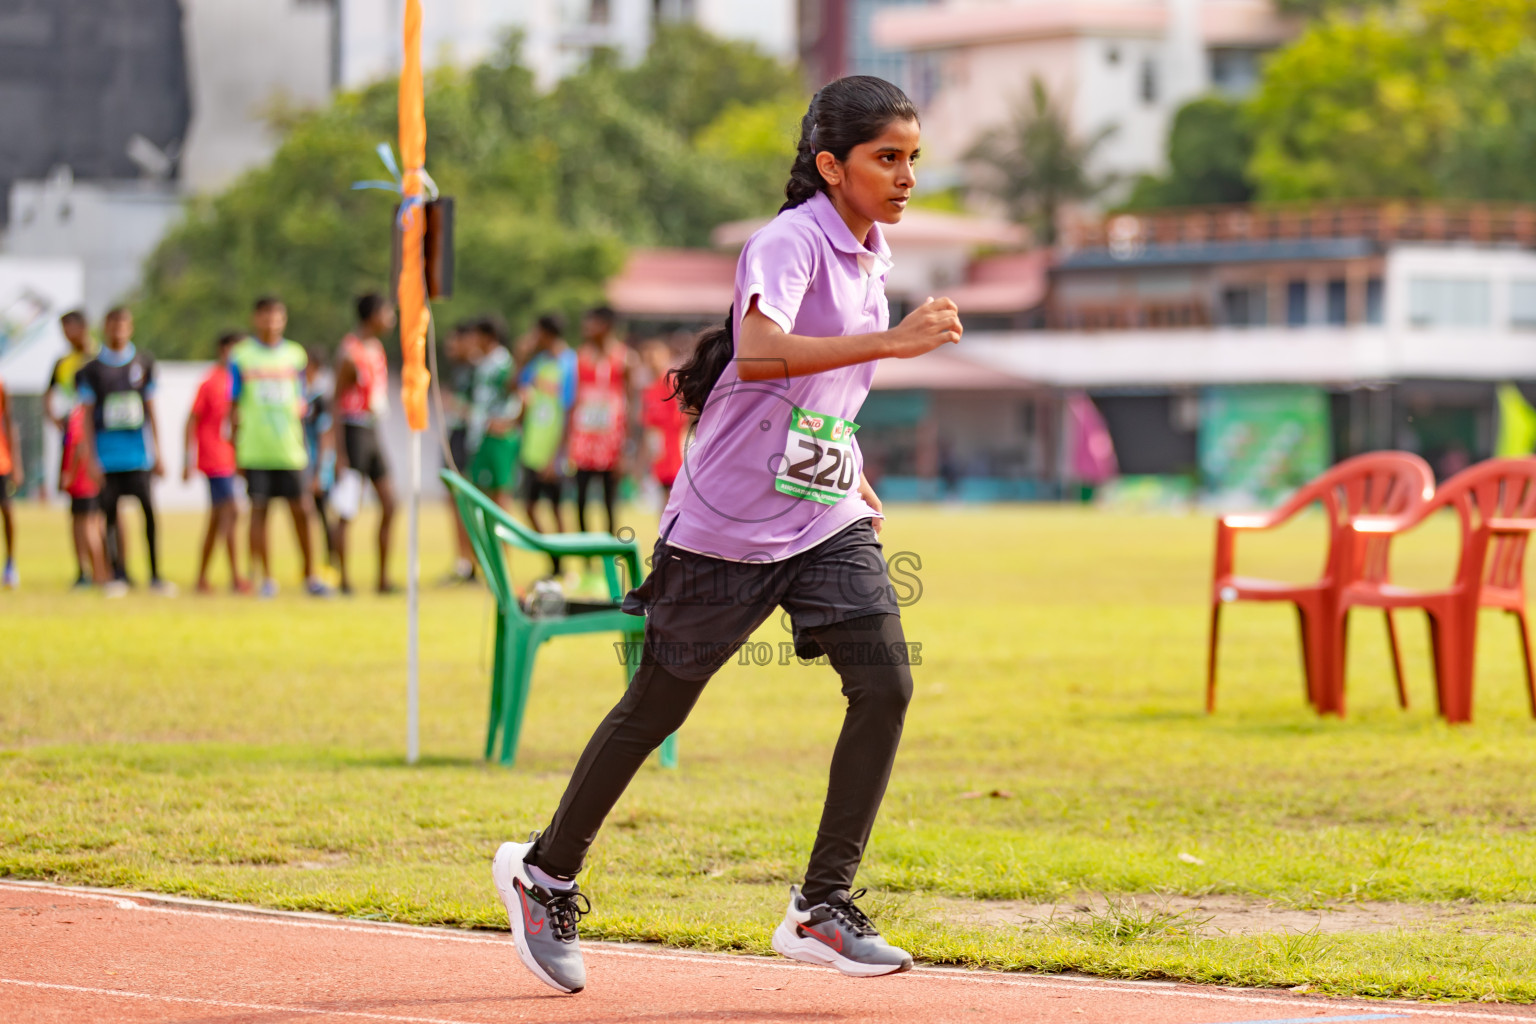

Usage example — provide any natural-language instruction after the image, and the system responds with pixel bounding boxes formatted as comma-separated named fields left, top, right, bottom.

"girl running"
left=492, top=75, right=963, bottom=994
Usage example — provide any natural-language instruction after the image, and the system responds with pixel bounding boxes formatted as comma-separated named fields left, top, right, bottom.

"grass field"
left=6, top=497, right=1536, bottom=1002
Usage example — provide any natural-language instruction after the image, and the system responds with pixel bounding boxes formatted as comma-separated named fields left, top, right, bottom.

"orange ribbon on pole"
left=397, top=0, right=429, bottom=432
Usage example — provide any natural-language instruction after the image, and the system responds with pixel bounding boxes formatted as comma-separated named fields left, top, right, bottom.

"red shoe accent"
left=798, top=924, right=842, bottom=953
left=516, top=882, right=546, bottom=935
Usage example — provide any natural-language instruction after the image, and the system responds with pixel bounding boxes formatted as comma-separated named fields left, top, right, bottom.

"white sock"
left=526, top=861, right=577, bottom=891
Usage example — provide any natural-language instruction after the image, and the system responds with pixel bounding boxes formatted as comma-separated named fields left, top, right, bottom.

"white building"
left=872, top=0, right=1299, bottom=189
left=339, top=0, right=797, bottom=91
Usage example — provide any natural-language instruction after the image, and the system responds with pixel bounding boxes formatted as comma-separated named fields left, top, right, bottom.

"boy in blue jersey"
left=76, top=307, right=173, bottom=596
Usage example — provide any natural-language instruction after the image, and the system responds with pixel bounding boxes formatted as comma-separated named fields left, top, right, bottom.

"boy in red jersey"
left=185, top=332, right=247, bottom=593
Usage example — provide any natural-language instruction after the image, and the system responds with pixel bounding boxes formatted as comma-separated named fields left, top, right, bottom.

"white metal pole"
left=407, top=429, right=421, bottom=764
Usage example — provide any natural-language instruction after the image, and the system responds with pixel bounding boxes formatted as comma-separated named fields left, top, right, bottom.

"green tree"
left=1122, top=96, right=1254, bottom=209
left=963, top=77, right=1114, bottom=244
left=1247, top=12, right=1459, bottom=200
left=1245, top=0, right=1536, bottom=202
left=1437, top=45, right=1536, bottom=201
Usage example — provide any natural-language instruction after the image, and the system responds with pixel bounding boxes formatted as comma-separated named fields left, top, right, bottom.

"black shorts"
left=520, top=466, right=565, bottom=505
left=0, top=473, right=10, bottom=504
left=448, top=426, right=469, bottom=474
left=343, top=423, right=388, bottom=481
left=71, top=495, right=99, bottom=515
left=245, top=468, right=305, bottom=502
left=620, top=518, right=901, bottom=681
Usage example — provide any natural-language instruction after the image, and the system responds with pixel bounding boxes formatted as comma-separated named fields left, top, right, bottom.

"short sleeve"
left=76, top=366, right=96, bottom=405
left=228, top=361, right=243, bottom=400
left=738, top=224, right=818, bottom=334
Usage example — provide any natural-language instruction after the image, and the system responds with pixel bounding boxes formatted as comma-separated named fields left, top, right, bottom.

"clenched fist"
left=888, top=296, right=962, bottom=359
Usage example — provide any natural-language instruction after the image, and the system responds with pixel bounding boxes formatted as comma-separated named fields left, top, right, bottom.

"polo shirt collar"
left=99, top=343, right=136, bottom=367
left=807, top=191, right=893, bottom=276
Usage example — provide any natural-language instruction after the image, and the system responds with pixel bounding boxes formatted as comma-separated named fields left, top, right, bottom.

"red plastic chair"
left=1336, top=458, right=1536, bottom=723
left=1207, top=452, right=1435, bottom=715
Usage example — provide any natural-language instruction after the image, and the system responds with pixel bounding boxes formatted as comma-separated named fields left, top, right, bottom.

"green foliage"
left=1247, top=11, right=1458, bottom=200
left=1246, top=0, right=1536, bottom=202
left=134, top=27, right=804, bottom=358
left=1121, top=97, right=1254, bottom=210
left=1273, top=0, right=1399, bottom=16
left=964, top=77, right=1115, bottom=244
left=1437, top=46, right=1536, bottom=200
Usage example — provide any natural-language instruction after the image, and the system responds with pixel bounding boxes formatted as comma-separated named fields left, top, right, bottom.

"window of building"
left=1221, top=284, right=1267, bottom=327
left=1209, top=48, right=1263, bottom=96
left=1366, top=278, right=1384, bottom=324
left=1140, top=58, right=1158, bottom=104
left=1511, top=280, right=1536, bottom=329
left=1286, top=280, right=1308, bottom=326
left=1408, top=277, right=1491, bottom=328
left=1326, top=279, right=1348, bottom=325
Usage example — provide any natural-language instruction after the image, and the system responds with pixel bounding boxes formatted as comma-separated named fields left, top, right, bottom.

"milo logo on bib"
left=775, top=405, right=860, bottom=505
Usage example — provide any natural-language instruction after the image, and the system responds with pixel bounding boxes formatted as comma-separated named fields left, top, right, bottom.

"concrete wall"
left=179, top=0, right=333, bottom=193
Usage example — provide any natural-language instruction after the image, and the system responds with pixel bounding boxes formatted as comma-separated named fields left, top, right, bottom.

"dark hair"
left=782, top=76, right=918, bottom=213
left=584, top=305, right=616, bottom=327
left=253, top=295, right=284, bottom=312
left=476, top=314, right=508, bottom=347
left=103, top=305, right=131, bottom=321
left=216, top=330, right=243, bottom=351
left=668, top=314, right=733, bottom=418
left=356, top=292, right=388, bottom=322
left=535, top=312, right=565, bottom=338
left=60, top=309, right=85, bottom=326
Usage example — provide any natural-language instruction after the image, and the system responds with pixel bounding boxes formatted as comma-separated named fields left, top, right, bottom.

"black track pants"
left=529, top=612, right=912, bottom=905
left=101, top=469, right=160, bottom=582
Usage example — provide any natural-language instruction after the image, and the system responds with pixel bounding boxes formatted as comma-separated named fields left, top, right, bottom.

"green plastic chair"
left=441, top=469, right=677, bottom=768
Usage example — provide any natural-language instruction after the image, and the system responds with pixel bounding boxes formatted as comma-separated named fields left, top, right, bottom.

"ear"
left=815, top=150, right=843, bottom=187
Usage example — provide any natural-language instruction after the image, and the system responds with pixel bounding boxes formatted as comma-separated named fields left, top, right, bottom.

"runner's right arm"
left=735, top=295, right=961, bottom=382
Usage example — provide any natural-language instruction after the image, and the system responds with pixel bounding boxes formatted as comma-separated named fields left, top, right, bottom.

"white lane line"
left=0, top=978, right=486, bottom=1024
left=3, top=881, right=1533, bottom=1023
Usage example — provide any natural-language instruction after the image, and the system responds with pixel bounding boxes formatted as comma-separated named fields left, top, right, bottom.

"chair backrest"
left=441, top=470, right=521, bottom=613
left=1429, top=458, right=1536, bottom=596
left=1287, top=452, right=1436, bottom=584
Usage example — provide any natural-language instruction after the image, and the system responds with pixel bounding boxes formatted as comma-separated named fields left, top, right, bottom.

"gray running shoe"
left=771, top=885, right=913, bottom=977
left=492, top=836, right=588, bottom=994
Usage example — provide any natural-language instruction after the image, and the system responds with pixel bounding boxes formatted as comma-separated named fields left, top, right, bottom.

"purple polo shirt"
left=662, top=190, right=891, bottom=562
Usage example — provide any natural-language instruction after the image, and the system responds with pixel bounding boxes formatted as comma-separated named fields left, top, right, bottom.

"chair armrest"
left=1489, top=517, right=1536, bottom=534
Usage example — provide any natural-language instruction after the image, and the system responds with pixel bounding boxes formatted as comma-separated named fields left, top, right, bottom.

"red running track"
left=3, top=880, right=1533, bottom=1024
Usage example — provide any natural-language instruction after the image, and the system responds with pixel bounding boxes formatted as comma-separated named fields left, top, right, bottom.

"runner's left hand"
left=859, top=475, right=883, bottom=536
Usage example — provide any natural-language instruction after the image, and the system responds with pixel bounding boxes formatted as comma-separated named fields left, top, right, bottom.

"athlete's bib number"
left=254, top=379, right=291, bottom=406
left=102, top=391, right=144, bottom=431
left=575, top=394, right=619, bottom=432
left=775, top=407, right=859, bottom=505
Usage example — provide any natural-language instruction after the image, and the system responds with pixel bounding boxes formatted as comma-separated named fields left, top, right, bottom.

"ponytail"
left=668, top=306, right=734, bottom=417
left=780, top=76, right=920, bottom=213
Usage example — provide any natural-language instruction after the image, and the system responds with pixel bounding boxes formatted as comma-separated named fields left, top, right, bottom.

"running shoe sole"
left=492, top=840, right=582, bottom=994
left=770, top=919, right=914, bottom=978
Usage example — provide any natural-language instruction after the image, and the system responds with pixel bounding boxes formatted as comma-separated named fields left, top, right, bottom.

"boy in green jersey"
left=230, top=296, right=330, bottom=597
left=516, top=314, right=574, bottom=576
left=464, top=316, right=520, bottom=509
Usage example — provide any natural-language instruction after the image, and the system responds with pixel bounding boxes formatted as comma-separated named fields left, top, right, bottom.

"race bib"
left=102, top=391, right=144, bottom=431
left=775, top=406, right=859, bottom=504
left=575, top=393, right=619, bottom=432
left=254, top=379, right=290, bottom=406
